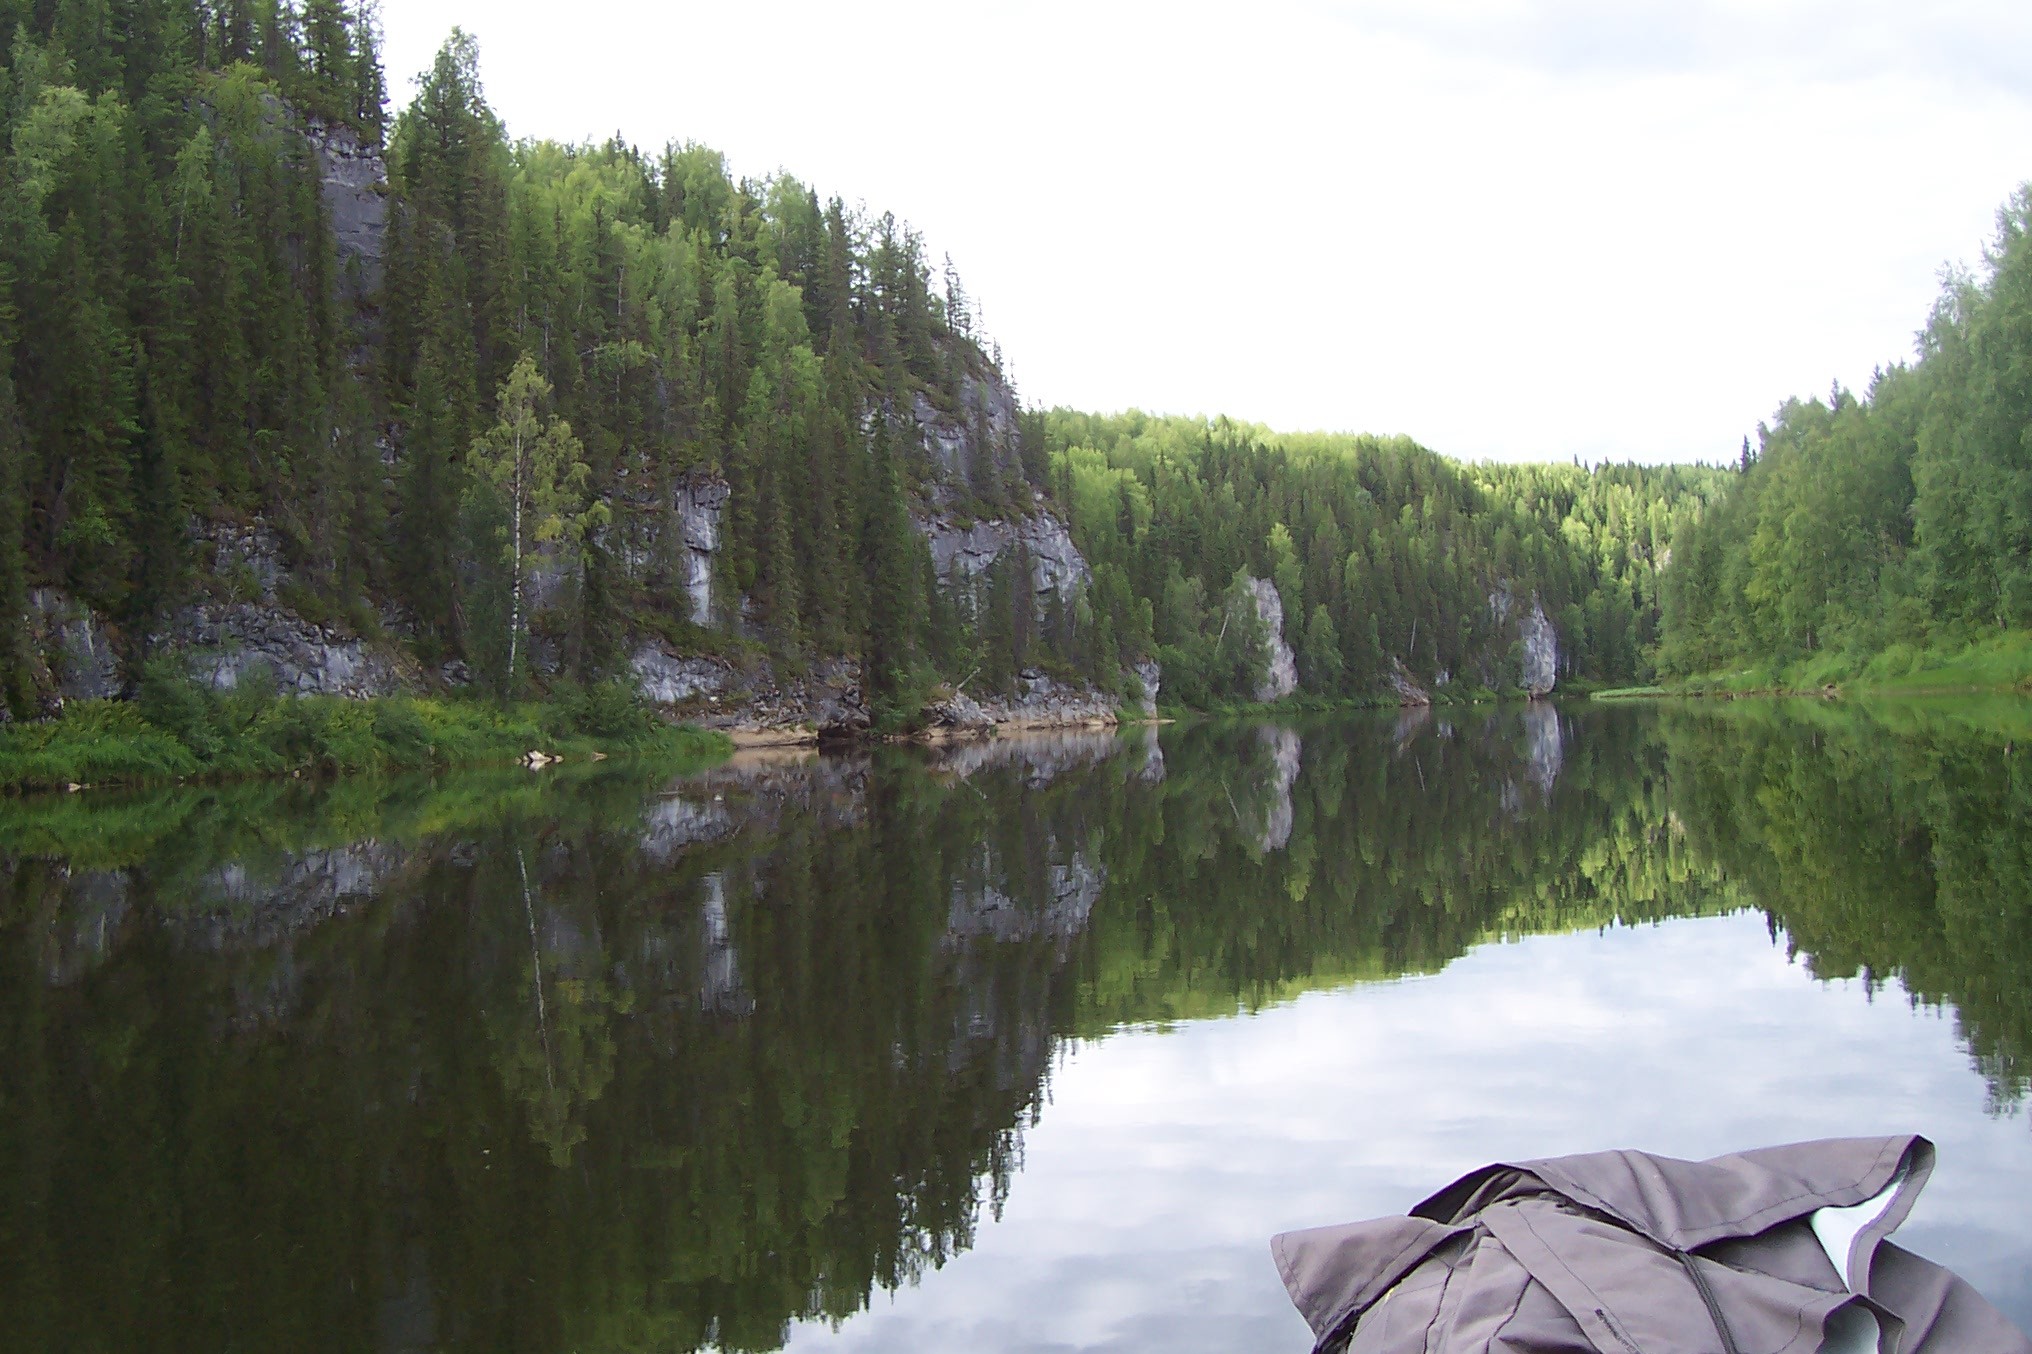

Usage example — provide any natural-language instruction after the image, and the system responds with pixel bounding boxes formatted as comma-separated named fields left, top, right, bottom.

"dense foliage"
left=1659, top=188, right=2032, bottom=681
left=0, top=5, right=1744, bottom=725
left=1044, top=413, right=1725, bottom=703
left=0, top=4, right=1028, bottom=720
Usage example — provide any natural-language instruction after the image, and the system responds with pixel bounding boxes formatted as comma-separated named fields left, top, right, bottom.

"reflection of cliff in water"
left=4, top=704, right=2025, bottom=1350
left=0, top=736, right=1150, bottom=1353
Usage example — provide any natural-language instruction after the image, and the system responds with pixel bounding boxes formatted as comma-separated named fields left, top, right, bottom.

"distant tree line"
left=1044, top=412, right=1725, bottom=704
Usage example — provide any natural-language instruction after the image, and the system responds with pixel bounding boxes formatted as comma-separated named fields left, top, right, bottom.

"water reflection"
left=0, top=701, right=2029, bottom=1349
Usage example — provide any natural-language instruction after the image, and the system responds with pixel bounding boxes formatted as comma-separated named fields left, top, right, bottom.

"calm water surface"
left=3, top=701, right=2030, bottom=1350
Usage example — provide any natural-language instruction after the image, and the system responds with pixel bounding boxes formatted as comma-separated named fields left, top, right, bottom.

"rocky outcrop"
left=673, top=475, right=728, bottom=625
left=1519, top=600, right=1558, bottom=695
left=909, top=369, right=1023, bottom=502
left=923, top=511, right=1091, bottom=601
left=175, top=525, right=408, bottom=697
left=1387, top=657, right=1433, bottom=706
left=1489, top=586, right=1560, bottom=695
left=306, top=117, right=386, bottom=303
left=629, top=644, right=729, bottom=705
left=1244, top=576, right=1299, bottom=702
left=657, top=657, right=869, bottom=744
left=1131, top=658, right=1162, bottom=715
left=924, top=670, right=1117, bottom=737
left=29, top=589, right=121, bottom=703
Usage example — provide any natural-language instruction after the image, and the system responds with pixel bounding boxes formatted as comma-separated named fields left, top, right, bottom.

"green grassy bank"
left=0, top=672, right=731, bottom=794
left=1595, top=631, right=2032, bottom=701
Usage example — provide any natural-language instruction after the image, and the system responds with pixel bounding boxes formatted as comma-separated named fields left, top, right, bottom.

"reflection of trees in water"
left=1659, top=702, right=2032, bottom=1112
left=0, top=746, right=1110, bottom=1352
left=2, top=704, right=2027, bottom=1350
left=1073, top=708, right=1740, bottom=1031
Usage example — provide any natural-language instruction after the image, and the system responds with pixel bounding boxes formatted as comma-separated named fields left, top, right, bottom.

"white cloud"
left=376, top=1, right=2032, bottom=461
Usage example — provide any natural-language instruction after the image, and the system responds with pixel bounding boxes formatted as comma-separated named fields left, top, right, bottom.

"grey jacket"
left=1272, top=1136, right=2029, bottom=1354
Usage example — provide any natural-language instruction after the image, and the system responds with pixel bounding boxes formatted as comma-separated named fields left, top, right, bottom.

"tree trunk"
left=509, top=457, right=524, bottom=683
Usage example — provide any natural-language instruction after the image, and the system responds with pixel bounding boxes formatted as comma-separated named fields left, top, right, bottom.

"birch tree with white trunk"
left=471, top=354, right=596, bottom=686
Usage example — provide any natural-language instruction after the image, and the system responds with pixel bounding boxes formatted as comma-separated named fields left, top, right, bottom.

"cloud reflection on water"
left=791, top=912, right=2032, bottom=1352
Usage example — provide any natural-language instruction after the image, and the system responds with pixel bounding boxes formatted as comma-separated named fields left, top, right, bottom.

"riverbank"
left=1594, top=631, right=2032, bottom=702
left=0, top=679, right=731, bottom=794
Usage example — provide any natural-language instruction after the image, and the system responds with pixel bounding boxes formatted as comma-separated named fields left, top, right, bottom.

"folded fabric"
left=1271, top=1136, right=2030, bottom=1354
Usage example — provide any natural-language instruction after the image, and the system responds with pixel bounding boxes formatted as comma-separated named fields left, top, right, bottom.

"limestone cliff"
left=1245, top=576, right=1299, bottom=703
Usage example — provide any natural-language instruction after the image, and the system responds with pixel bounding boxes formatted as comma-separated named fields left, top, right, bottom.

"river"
left=2, top=699, right=2028, bottom=1350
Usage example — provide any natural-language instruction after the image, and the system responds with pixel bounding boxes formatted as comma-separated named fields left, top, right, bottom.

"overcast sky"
left=376, top=1, right=2032, bottom=464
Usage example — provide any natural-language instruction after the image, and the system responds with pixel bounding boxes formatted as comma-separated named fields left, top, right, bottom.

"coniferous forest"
left=4, top=1, right=2030, bottom=751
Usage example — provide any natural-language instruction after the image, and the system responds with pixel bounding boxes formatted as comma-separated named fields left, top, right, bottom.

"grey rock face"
left=31, top=589, right=120, bottom=702
left=1245, top=576, right=1299, bottom=702
left=960, top=672, right=1118, bottom=732
left=1489, top=586, right=1560, bottom=695
left=680, top=657, right=871, bottom=739
left=1519, top=599, right=1559, bottom=695
left=674, top=475, right=729, bottom=625
left=306, top=118, right=386, bottom=300
left=630, top=644, right=729, bottom=705
left=169, top=524, right=407, bottom=697
left=923, top=511, right=1092, bottom=601
left=1387, top=658, right=1433, bottom=707
left=909, top=368, right=1022, bottom=495
left=178, top=604, right=404, bottom=698
left=1131, top=658, right=1162, bottom=715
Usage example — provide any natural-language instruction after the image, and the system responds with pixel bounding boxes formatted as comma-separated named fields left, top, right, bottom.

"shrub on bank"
left=0, top=668, right=728, bottom=794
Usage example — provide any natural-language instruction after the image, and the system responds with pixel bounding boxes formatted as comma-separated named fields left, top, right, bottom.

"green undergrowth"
left=1611, top=631, right=2032, bottom=701
left=0, top=761, right=668, bottom=872
left=0, top=669, right=731, bottom=794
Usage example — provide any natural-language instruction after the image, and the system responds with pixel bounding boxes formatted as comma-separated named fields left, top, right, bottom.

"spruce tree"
left=860, top=416, right=918, bottom=720
left=0, top=371, right=33, bottom=716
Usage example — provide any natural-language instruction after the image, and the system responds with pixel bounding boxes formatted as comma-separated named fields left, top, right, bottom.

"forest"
left=12, top=1, right=2014, bottom=730
left=1657, top=188, right=2032, bottom=684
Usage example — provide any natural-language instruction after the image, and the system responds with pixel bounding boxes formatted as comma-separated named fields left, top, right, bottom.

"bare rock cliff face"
left=673, top=475, right=729, bottom=626
left=28, top=590, right=121, bottom=704
left=922, top=512, right=1092, bottom=602
left=1246, top=576, right=1299, bottom=703
left=172, top=524, right=409, bottom=697
left=1488, top=586, right=1561, bottom=696
left=909, top=370, right=1024, bottom=507
left=306, top=118, right=386, bottom=303
left=1519, top=600, right=1559, bottom=696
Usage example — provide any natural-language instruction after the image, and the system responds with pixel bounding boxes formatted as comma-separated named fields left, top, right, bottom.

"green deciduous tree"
left=469, top=354, right=596, bottom=687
